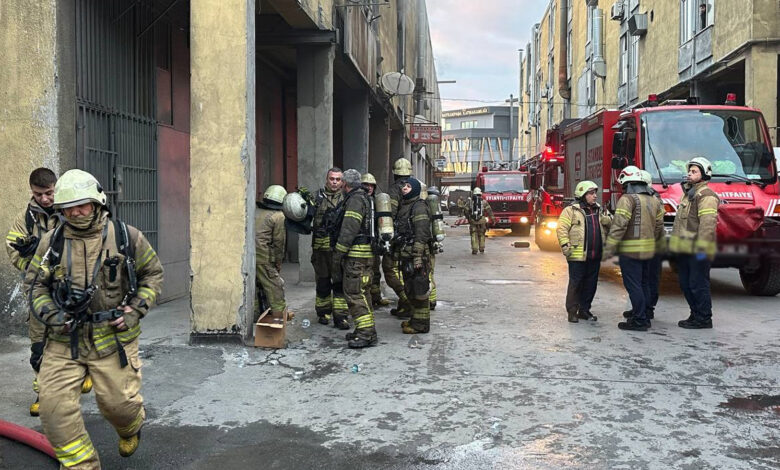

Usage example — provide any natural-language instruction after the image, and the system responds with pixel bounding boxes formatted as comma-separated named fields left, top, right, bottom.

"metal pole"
left=518, top=49, right=523, bottom=161
left=509, top=94, right=513, bottom=162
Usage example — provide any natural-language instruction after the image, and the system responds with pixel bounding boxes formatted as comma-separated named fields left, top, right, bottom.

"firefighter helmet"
left=282, top=191, right=309, bottom=222
left=427, top=186, right=440, bottom=196
left=54, top=169, right=107, bottom=209
left=393, top=158, right=412, bottom=176
left=263, top=185, right=287, bottom=205
left=574, top=180, right=598, bottom=199
left=472, top=187, right=482, bottom=196
left=640, top=170, right=653, bottom=185
left=361, top=173, right=377, bottom=185
left=617, top=165, right=644, bottom=185
left=687, top=156, right=713, bottom=180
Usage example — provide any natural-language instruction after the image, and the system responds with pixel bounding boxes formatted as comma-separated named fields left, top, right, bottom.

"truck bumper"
left=493, top=214, right=532, bottom=228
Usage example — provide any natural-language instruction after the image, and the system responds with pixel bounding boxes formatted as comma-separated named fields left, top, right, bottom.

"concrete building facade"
left=0, top=0, right=440, bottom=343
left=441, top=106, right=521, bottom=174
left=519, top=0, right=779, bottom=159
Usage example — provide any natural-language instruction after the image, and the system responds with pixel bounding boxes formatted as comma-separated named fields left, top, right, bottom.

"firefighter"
left=557, top=181, right=611, bottom=323
left=603, top=166, right=665, bottom=331
left=426, top=186, right=443, bottom=310
left=670, top=157, right=719, bottom=329
left=386, top=158, right=413, bottom=318
left=393, top=177, right=432, bottom=333
left=333, top=169, right=378, bottom=348
left=623, top=170, right=664, bottom=322
left=256, top=185, right=288, bottom=321
left=461, top=187, right=495, bottom=254
left=6, top=168, right=93, bottom=417
left=25, top=169, right=163, bottom=467
left=361, top=173, right=390, bottom=308
left=311, top=167, right=349, bottom=329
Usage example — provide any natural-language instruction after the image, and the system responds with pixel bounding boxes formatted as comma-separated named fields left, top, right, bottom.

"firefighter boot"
left=29, top=397, right=39, bottom=417
left=618, top=319, right=649, bottom=331
left=391, top=298, right=413, bottom=318
left=119, top=431, right=141, bottom=457
left=430, top=301, right=437, bottom=311
left=333, top=314, right=351, bottom=330
left=348, top=332, right=378, bottom=348
left=577, top=310, right=597, bottom=321
left=373, top=298, right=391, bottom=307
left=318, top=313, right=332, bottom=325
left=679, top=317, right=712, bottom=329
left=567, top=310, right=579, bottom=323
left=81, top=375, right=93, bottom=394
left=401, top=320, right=430, bottom=334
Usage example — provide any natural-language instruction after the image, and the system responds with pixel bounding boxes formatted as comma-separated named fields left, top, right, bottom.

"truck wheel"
left=739, top=261, right=780, bottom=296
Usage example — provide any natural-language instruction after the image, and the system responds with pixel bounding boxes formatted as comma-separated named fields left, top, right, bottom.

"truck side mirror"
left=611, top=155, right=628, bottom=170
left=612, top=131, right=627, bottom=156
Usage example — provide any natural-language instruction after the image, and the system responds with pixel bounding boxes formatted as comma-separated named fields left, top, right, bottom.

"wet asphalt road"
left=1, top=216, right=778, bottom=469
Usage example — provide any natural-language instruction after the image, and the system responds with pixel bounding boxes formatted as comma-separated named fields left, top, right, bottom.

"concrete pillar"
left=297, top=44, right=335, bottom=283
left=0, top=0, right=66, bottom=327
left=368, top=114, right=390, bottom=191
left=190, top=0, right=256, bottom=343
left=745, top=46, right=778, bottom=145
left=342, top=89, right=369, bottom=172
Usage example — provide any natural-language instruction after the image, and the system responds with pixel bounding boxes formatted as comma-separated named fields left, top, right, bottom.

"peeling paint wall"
left=0, top=0, right=60, bottom=331
left=190, top=0, right=256, bottom=340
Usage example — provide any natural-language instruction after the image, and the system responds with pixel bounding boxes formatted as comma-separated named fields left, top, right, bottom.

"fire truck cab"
left=475, top=162, right=534, bottom=236
left=529, top=128, right=568, bottom=250
left=564, top=94, right=780, bottom=296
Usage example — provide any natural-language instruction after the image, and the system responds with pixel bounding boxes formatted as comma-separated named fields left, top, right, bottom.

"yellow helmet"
left=361, top=173, right=377, bottom=185
left=574, top=180, right=598, bottom=199
left=393, top=158, right=412, bottom=176
left=53, top=169, right=107, bottom=209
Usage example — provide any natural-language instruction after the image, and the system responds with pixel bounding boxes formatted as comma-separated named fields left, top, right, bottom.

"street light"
left=505, top=95, right=519, bottom=162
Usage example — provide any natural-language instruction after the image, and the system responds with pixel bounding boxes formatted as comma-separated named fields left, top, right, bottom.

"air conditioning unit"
left=628, top=13, right=648, bottom=36
left=610, top=1, right=624, bottom=21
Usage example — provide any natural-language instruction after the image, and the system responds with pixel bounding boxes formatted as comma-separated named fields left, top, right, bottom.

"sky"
left=427, top=0, right=550, bottom=111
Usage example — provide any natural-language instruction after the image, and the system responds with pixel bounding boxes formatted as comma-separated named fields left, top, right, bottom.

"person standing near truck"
left=460, top=188, right=495, bottom=255
left=669, top=157, right=720, bottom=329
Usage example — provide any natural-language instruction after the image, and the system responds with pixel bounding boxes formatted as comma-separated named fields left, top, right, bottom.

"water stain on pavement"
left=719, top=395, right=780, bottom=413
left=471, top=279, right=536, bottom=285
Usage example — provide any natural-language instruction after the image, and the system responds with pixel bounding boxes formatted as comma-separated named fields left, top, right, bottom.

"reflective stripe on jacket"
left=557, top=203, right=611, bottom=261
left=604, top=193, right=664, bottom=260
left=669, top=181, right=719, bottom=259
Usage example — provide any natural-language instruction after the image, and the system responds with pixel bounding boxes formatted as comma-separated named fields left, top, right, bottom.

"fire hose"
left=0, top=419, right=56, bottom=460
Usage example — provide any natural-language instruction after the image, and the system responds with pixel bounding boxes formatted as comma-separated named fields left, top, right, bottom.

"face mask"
left=65, top=212, right=95, bottom=230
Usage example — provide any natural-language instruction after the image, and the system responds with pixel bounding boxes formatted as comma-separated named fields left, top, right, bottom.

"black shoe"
left=479, top=250, right=484, bottom=253
left=577, top=311, right=597, bottom=321
left=317, top=315, right=331, bottom=325
left=622, top=310, right=633, bottom=319
left=647, top=309, right=655, bottom=320
left=679, top=318, right=712, bottom=329
left=568, top=312, right=579, bottom=323
left=430, top=301, right=437, bottom=311
left=334, top=319, right=351, bottom=330
left=472, top=251, right=478, bottom=255
left=348, top=336, right=378, bottom=348
left=391, top=306, right=412, bottom=318
left=345, top=331, right=358, bottom=341
left=618, top=320, right=648, bottom=331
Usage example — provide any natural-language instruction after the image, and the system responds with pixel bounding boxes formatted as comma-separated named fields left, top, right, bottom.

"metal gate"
left=76, top=0, right=158, bottom=248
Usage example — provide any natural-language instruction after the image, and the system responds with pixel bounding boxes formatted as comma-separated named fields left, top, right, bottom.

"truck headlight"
left=520, top=216, right=529, bottom=224
left=546, top=221, right=558, bottom=229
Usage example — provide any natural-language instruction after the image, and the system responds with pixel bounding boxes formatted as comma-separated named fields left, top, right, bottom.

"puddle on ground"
left=719, top=395, right=780, bottom=412
left=471, top=279, right=536, bottom=285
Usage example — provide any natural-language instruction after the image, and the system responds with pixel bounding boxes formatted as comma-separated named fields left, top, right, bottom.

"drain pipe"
left=592, top=7, right=607, bottom=78
left=558, top=0, right=570, bottom=99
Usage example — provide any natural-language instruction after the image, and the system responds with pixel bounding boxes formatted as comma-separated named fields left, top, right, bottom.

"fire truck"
left=528, top=127, right=569, bottom=250
left=474, top=162, right=534, bottom=236
left=562, top=94, right=780, bottom=296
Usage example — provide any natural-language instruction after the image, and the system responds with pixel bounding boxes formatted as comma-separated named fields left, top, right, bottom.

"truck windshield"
left=483, top=174, right=528, bottom=192
left=642, top=110, right=776, bottom=184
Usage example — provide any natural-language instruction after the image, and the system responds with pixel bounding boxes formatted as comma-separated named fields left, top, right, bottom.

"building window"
left=445, top=122, right=452, bottom=130
left=681, top=0, right=713, bottom=44
left=619, top=34, right=627, bottom=85
left=548, top=3, right=556, bottom=51
left=630, top=35, right=639, bottom=79
left=460, top=120, right=477, bottom=129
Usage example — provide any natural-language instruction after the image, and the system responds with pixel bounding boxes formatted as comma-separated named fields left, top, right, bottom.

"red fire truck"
left=562, top=95, right=780, bottom=296
left=475, top=162, right=534, bottom=236
left=529, top=127, right=569, bottom=250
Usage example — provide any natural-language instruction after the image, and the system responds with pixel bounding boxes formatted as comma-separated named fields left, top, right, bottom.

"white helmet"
left=640, top=170, right=653, bottom=185
left=473, top=187, right=482, bottom=196
left=617, top=165, right=644, bottom=185
left=687, top=156, right=713, bottom=180
left=282, top=192, right=308, bottom=221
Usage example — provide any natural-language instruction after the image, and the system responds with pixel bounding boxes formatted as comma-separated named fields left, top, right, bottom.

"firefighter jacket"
left=604, top=192, right=664, bottom=260
left=394, top=196, right=432, bottom=265
left=255, top=206, right=286, bottom=266
left=334, top=188, right=373, bottom=259
left=557, top=202, right=612, bottom=261
left=312, top=187, right=344, bottom=252
left=669, top=181, right=720, bottom=259
left=461, top=199, right=494, bottom=227
left=387, top=177, right=409, bottom=218
left=25, top=209, right=164, bottom=358
left=6, top=199, right=58, bottom=272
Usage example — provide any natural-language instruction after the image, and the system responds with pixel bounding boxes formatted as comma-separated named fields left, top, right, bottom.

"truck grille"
left=495, top=201, right=529, bottom=213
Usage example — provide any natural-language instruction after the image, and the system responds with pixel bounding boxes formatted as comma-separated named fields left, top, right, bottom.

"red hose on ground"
left=0, top=419, right=57, bottom=460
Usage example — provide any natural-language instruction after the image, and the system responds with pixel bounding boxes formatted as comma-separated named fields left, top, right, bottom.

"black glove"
left=30, top=341, right=44, bottom=372
left=11, top=235, right=39, bottom=258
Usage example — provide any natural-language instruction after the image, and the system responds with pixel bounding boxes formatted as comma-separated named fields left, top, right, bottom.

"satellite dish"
left=380, top=72, right=415, bottom=96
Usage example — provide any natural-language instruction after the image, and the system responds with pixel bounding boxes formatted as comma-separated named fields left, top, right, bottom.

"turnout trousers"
left=565, top=259, right=601, bottom=316
left=382, top=254, right=408, bottom=304
left=469, top=225, right=487, bottom=253
left=400, top=259, right=430, bottom=332
left=312, top=250, right=346, bottom=323
left=369, top=255, right=383, bottom=304
left=619, top=256, right=652, bottom=324
left=38, top=339, right=144, bottom=470
left=343, top=257, right=377, bottom=339
left=256, top=262, right=286, bottom=315
left=676, top=254, right=713, bottom=321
